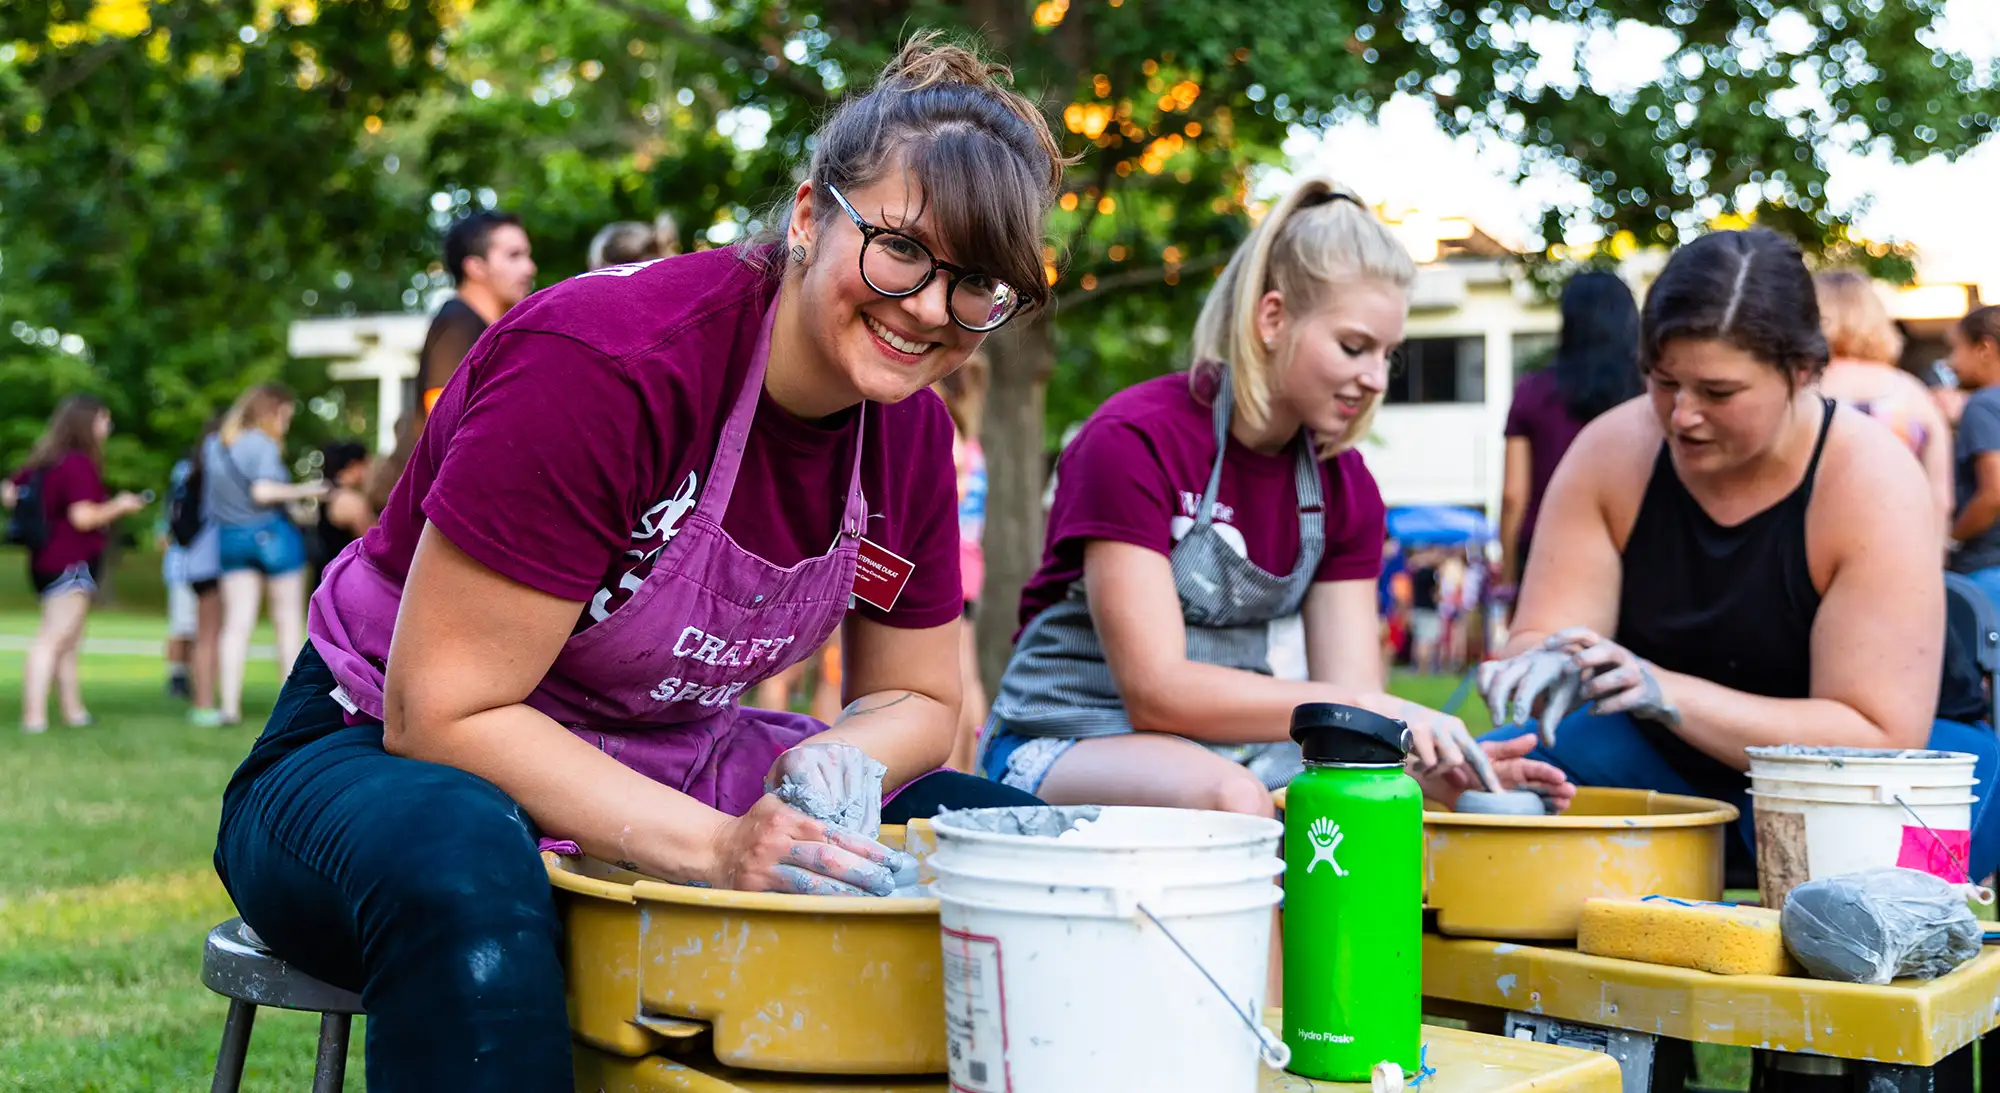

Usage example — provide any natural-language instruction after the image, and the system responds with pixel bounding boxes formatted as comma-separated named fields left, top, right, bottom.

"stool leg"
left=209, top=1000, right=257, bottom=1093
left=311, top=1012, right=351, bottom=1093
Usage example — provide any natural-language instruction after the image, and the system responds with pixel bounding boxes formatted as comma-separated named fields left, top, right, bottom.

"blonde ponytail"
left=1191, top=177, right=1416, bottom=455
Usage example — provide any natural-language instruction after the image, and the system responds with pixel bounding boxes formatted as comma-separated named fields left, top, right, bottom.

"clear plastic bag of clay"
left=1778, top=867, right=1982, bottom=985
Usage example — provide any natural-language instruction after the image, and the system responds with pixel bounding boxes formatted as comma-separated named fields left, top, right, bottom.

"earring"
left=790, top=243, right=807, bottom=263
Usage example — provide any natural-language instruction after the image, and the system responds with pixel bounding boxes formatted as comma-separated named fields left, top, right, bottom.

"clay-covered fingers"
left=1508, top=653, right=1569, bottom=727
left=1478, top=656, right=1541, bottom=727
left=1446, top=720, right=1503, bottom=793
left=779, top=840, right=899, bottom=897
left=1543, top=627, right=1603, bottom=653
left=823, top=827, right=916, bottom=878
left=1536, top=670, right=1586, bottom=747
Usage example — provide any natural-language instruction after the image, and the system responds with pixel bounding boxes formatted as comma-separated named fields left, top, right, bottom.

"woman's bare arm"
left=804, top=615, right=961, bottom=789
left=383, top=525, right=737, bottom=884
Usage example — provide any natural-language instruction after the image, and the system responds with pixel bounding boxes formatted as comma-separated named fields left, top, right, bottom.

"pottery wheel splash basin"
left=545, top=822, right=947, bottom=1075
left=1424, top=787, right=1739, bottom=940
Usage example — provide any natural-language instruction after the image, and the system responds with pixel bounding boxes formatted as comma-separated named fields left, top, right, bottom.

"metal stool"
left=201, top=917, right=364, bottom=1093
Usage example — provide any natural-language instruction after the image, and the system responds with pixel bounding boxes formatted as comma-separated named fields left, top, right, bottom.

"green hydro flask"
left=1282, top=702, right=1423, bottom=1082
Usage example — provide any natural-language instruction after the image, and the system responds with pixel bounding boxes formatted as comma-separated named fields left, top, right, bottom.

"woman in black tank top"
left=1475, top=229, right=2000, bottom=887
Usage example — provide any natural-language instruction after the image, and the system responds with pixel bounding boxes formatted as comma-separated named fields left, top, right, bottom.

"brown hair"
left=25, top=394, right=108, bottom=470
left=1962, top=306, right=2000, bottom=354
left=1191, top=177, right=1417, bottom=455
left=1813, top=269, right=1904, bottom=364
left=588, top=212, right=680, bottom=270
left=755, top=31, right=1065, bottom=314
left=935, top=351, right=990, bottom=439
left=220, top=384, right=296, bottom=447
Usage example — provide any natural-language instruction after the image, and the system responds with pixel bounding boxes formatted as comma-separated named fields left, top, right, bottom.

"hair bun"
left=881, top=29, right=1012, bottom=92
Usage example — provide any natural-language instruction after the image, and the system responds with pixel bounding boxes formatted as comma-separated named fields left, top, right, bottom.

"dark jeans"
left=1482, top=711, right=2000, bottom=888
left=215, top=645, right=1039, bottom=1091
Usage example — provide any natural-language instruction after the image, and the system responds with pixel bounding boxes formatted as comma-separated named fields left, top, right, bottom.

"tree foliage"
left=3, top=0, right=1993, bottom=649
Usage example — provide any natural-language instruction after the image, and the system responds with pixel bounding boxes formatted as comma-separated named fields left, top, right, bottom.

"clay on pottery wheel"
left=1454, top=790, right=1550, bottom=816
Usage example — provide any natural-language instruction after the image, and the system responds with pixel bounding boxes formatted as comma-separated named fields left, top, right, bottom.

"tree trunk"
left=976, top=315, right=1054, bottom=697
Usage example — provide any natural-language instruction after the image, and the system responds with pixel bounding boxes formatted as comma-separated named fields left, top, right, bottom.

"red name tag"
left=852, top=537, right=915, bottom=613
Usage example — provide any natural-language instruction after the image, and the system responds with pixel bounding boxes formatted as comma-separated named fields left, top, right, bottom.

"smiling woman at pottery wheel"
left=211, top=35, right=1057, bottom=1091
left=980, top=177, right=1573, bottom=816
left=1482, top=228, right=2000, bottom=884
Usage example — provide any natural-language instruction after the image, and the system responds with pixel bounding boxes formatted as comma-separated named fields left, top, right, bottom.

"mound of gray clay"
left=1454, top=790, right=1550, bottom=816
left=935, top=805, right=1103, bottom=838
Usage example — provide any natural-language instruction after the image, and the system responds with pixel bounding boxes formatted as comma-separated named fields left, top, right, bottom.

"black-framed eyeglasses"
left=825, top=183, right=1026, bottom=333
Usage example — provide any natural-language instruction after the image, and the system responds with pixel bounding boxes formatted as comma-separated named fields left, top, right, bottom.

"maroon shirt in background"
left=1017, top=372, right=1388, bottom=632
left=1501, top=368, right=1587, bottom=552
left=11, top=453, right=109, bottom=575
left=355, top=246, right=963, bottom=633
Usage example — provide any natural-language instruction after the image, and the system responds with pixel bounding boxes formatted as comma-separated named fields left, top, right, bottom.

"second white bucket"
left=1746, top=745, right=1981, bottom=909
left=928, top=805, right=1286, bottom=1093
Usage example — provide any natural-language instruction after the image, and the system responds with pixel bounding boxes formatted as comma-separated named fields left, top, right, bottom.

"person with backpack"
left=5, top=395, right=148, bottom=733
left=205, top=384, right=326, bottom=726
left=163, top=419, right=226, bottom=724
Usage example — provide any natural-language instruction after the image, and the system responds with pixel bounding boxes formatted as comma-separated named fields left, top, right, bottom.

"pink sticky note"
left=1895, top=825, right=1972, bottom=882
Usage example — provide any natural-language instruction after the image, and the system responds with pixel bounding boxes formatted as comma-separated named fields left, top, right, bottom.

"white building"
left=288, top=312, right=430, bottom=454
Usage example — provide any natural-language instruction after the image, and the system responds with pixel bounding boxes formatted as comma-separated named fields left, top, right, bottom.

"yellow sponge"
left=1577, top=897, right=1798, bottom=976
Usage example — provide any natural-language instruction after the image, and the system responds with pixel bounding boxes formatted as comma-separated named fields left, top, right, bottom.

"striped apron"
left=984, top=367, right=1324, bottom=790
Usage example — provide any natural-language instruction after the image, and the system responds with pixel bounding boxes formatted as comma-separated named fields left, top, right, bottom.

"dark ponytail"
left=1551, top=271, right=1641, bottom=422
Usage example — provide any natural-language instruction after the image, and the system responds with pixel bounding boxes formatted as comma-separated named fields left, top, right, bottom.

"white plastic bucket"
left=929, top=806, right=1286, bottom=1093
left=1746, top=746, right=1981, bottom=909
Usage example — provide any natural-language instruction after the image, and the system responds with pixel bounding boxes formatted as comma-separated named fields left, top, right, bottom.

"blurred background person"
left=206, top=384, right=326, bottom=726
left=1814, top=269, right=1952, bottom=530
left=313, top=440, right=376, bottom=587
left=164, top=418, right=226, bottom=724
left=935, top=351, right=989, bottom=771
left=1498, top=271, right=1642, bottom=595
left=368, top=213, right=537, bottom=512
left=586, top=212, right=680, bottom=271
left=419, top=211, right=536, bottom=417
left=1948, top=306, right=2000, bottom=604
left=7, top=395, right=148, bottom=733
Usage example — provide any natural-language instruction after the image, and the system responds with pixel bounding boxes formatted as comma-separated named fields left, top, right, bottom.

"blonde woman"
left=982, top=179, right=1570, bottom=815
left=1812, top=269, right=1951, bottom=528
left=205, top=384, right=326, bottom=725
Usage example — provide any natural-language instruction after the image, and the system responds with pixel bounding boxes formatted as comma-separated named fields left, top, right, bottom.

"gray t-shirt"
left=203, top=432, right=291, bottom=529
left=1953, top=387, right=2000, bottom=573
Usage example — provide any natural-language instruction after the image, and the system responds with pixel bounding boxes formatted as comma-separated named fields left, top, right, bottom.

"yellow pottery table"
left=1423, top=933, right=2000, bottom=1090
left=573, top=1010, right=1624, bottom=1093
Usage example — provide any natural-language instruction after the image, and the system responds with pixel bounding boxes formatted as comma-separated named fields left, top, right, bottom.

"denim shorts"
left=31, top=560, right=100, bottom=599
left=219, top=514, right=306, bottom=576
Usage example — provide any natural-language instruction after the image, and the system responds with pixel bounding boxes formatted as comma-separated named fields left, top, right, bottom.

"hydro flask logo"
left=1306, top=817, right=1348, bottom=876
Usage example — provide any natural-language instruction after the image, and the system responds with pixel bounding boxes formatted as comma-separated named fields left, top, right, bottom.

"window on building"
left=1387, top=336, right=1485, bottom=404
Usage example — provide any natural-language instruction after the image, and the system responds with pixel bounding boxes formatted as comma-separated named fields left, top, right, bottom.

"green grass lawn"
left=0, top=636, right=362, bottom=1091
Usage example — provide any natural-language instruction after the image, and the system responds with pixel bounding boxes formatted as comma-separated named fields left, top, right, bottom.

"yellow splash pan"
left=547, top=823, right=947, bottom=1075
left=1423, top=787, right=1738, bottom=940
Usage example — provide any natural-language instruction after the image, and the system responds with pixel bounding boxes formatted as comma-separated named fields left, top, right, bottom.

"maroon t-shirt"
left=12, top=453, right=108, bottom=575
left=355, top=247, right=962, bottom=632
left=1017, top=372, right=1388, bottom=631
left=1502, top=369, right=1586, bottom=551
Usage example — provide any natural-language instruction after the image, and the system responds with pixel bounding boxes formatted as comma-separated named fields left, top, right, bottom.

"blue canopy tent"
left=1386, top=505, right=1493, bottom=547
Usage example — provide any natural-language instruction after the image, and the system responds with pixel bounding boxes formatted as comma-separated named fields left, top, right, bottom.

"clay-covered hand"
left=1477, top=644, right=1588, bottom=747
left=1417, top=734, right=1578, bottom=813
left=1354, top=693, right=1502, bottom=794
left=1550, top=627, right=1681, bottom=728
left=710, top=795, right=915, bottom=897
left=764, top=741, right=888, bottom=840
